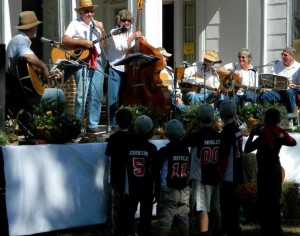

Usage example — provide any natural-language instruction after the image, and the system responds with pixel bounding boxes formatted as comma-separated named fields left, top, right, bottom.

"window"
left=183, top=1, right=195, bottom=63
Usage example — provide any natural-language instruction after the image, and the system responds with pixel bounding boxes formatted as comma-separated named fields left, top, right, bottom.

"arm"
left=244, top=131, right=259, bottom=153
left=23, top=54, right=49, bottom=77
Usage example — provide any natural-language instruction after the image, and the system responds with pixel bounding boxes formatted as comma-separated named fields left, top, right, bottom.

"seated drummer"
left=259, top=47, right=300, bottom=120
left=182, top=50, right=221, bottom=105
left=217, top=48, right=258, bottom=106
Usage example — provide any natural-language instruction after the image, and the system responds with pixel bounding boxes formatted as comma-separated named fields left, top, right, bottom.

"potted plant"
left=29, top=100, right=83, bottom=144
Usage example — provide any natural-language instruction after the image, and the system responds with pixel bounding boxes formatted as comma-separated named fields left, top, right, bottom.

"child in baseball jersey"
left=181, top=104, right=221, bottom=236
left=105, top=108, right=134, bottom=236
left=152, top=119, right=190, bottom=236
left=218, top=99, right=244, bottom=236
left=125, top=115, right=157, bottom=236
left=244, top=108, right=296, bottom=236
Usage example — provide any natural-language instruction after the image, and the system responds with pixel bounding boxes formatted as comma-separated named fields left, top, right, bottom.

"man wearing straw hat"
left=62, top=0, right=107, bottom=134
left=6, top=11, right=65, bottom=110
left=183, top=50, right=221, bottom=105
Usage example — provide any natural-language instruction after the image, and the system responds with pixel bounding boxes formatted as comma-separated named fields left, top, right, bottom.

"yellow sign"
left=183, top=43, right=194, bottom=55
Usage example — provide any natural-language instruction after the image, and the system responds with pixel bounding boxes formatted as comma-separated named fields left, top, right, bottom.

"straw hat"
left=75, top=0, right=98, bottom=13
left=202, top=50, right=219, bottom=62
left=15, top=11, right=42, bottom=30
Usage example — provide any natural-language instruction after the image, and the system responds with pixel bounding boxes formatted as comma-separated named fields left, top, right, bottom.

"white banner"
left=3, top=143, right=109, bottom=236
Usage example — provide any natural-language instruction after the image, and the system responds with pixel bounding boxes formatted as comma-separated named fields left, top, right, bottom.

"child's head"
left=116, top=108, right=133, bottom=129
left=134, top=115, right=154, bottom=138
left=164, top=119, right=185, bottom=140
left=264, top=108, right=281, bottom=126
left=219, top=99, right=237, bottom=124
left=197, top=104, right=215, bottom=126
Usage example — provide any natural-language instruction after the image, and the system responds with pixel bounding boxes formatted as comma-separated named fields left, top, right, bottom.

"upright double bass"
left=119, top=0, right=171, bottom=115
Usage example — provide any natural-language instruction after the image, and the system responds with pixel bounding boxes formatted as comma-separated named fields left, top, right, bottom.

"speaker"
left=0, top=44, right=5, bottom=131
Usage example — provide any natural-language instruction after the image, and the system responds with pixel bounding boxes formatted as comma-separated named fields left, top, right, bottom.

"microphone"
left=214, top=60, right=222, bottom=64
left=248, top=67, right=257, bottom=72
left=40, top=37, right=59, bottom=44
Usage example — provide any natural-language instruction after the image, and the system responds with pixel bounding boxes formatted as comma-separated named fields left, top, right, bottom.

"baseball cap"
left=198, top=104, right=215, bottom=122
left=219, top=99, right=237, bottom=117
left=164, top=119, right=185, bottom=139
left=157, top=47, right=172, bottom=57
left=134, top=115, right=154, bottom=135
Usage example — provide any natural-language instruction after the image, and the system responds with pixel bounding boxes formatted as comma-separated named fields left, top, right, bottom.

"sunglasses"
left=281, top=53, right=290, bottom=57
left=121, top=19, right=131, bottom=23
left=82, top=9, right=94, bottom=14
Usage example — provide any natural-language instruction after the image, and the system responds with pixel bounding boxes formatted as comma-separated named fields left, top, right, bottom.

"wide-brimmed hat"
left=202, top=50, right=219, bottom=62
left=157, top=47, right=172, bottom=57
left=75, top=0, right=98, bottom=13
left=15, top=11, right=42, bottom=30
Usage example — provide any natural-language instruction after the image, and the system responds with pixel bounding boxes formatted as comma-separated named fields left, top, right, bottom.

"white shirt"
left=107, top=27, right=134, bottom=72
left=224, top=62, right=258, bottom=95
left=64, top=17, right=103, bottom=55
left=271, top=59, right=300, bottom=85
left=6, top=32, right=34, bottom=78
left=184, top=61, right=220, bottom=93
left=160, top=66, right=182, bottom=97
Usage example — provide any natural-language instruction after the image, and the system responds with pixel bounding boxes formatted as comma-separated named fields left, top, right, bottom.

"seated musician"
left=217, top=48, right=258, bottom=106
left=157, top=47, right=185, bottom=113
left=182, top=50, right=220, bottom=105
left=259, top=47, right=300, bottom=120
left=5, top=11, right=65, bottom=115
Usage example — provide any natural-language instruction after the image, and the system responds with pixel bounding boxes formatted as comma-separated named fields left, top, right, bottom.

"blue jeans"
left=285, top=88, right=299, bottom=113
left=182, top=91, right=212, bottom=105
left=74, top=59, right=104, bottom=128
left=259, top=90, right=282, bottom=104
left=27, top=88, right=65, bottom=107
left=108, top=68, right=125, bottom=127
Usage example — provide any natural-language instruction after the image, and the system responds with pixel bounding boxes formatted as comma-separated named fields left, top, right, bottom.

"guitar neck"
left=92, top=32, right=112, bottom=45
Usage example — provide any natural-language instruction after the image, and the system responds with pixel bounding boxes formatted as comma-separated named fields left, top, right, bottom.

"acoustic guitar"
left=51, top=27, right=128, bottom=63
left=16, top=62, right=54, bottom=96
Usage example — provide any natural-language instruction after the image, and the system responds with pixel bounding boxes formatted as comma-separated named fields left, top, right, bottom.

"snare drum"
left=259, top=74, right=288, bottom=90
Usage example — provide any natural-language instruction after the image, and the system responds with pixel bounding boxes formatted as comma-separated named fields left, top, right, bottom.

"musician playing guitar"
left=217, top=48, right=258, bottom=106
left=183, top=50, right=221, bottom=106
left=62, top=0, right=107, bottom=134
left=6, top=11, right=65, bottom=114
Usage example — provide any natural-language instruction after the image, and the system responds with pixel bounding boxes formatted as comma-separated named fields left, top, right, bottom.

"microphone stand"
left=46, top=39, right=113, bottom=135
left=202, top=63, right=207, bottom=103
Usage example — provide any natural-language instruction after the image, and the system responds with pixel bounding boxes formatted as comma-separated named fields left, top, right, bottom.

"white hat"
left=198, top=104, right=215, bottom=122
left=157, top=47, right=172, bottom=57
left=165, top=119, right=185, bottom=139
left=219, top=99, right=237, bottom=117
left=134, top=115, right=154, bottom=135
